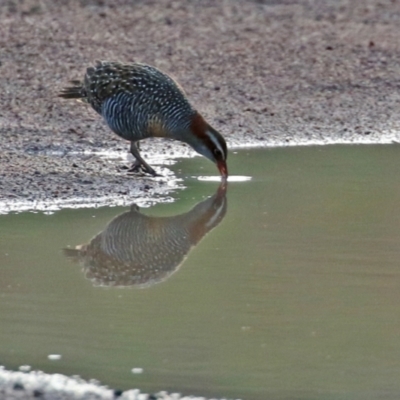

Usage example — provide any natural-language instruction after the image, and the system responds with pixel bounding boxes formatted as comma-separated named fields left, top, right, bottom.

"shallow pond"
left=1, top=145, right=400, bottom=400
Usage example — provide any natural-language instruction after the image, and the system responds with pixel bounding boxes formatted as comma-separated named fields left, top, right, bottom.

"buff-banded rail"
left=59, top=61, right=228, bottom=178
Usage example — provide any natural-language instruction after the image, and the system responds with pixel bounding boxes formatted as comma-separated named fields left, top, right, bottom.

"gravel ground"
left=1, top=0, right=400, bottom=397
left=1, top=0, right=400, bottom=213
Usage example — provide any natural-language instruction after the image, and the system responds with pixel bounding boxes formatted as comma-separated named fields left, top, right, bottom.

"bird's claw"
left=127, top=162, right=159, bottom=177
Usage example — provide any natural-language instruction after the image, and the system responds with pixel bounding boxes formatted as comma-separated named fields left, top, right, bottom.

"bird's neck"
left=187, top=113, right=222, bottom=151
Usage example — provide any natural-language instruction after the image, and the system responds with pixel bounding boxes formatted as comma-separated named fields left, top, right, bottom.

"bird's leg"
left=128, top=141, right=159, bottom=176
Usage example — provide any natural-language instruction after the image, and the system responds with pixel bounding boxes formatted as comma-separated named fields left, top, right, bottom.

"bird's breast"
left=147, top=118, right=168, bottom=138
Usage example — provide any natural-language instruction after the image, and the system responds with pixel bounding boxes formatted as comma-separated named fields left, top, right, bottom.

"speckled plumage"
left=59, top=61, right=228, bottom=177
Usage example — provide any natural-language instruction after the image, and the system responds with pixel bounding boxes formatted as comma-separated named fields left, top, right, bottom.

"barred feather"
left=59, top=60, right=228, bottom=177
left=58, top=81, right=86, bottom=100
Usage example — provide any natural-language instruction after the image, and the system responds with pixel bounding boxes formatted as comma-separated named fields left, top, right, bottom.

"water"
left=1, top=145, right=400, bottom=400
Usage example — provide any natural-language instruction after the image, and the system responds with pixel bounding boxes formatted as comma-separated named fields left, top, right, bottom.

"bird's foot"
left=126, top=161, right=159, bottom=177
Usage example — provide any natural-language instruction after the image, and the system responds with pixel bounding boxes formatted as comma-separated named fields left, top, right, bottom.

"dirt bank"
left=1, top=0, right=400, bottom=213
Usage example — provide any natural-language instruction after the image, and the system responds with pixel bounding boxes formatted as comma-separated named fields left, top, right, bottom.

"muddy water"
left=1, top=145, right=400, bottom=400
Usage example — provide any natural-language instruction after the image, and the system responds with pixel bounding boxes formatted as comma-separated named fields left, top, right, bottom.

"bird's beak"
left=217, top=160, right=228, bottom=179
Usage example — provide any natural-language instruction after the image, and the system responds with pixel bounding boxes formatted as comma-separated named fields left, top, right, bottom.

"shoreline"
left=1, top=136, right=399, bottom=214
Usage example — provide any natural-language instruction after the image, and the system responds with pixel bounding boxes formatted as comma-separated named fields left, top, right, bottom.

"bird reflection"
left=64, top=182, right=227, bottom=288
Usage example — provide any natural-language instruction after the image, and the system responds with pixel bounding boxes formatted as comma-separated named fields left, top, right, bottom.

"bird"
left=59, top=61, right=228, bottom=178
left=64, top=181, right=227, bottom=288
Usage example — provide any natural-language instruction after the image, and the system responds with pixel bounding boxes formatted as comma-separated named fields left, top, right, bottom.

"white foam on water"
left=197, top=175, right=252, bottom=182
left=47, top=354, right=62, bottom=361
left=131, top=368, right=144, bottom=374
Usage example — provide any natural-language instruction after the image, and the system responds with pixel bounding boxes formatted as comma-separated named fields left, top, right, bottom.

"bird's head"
left=187, top=113, right=228, bottom=178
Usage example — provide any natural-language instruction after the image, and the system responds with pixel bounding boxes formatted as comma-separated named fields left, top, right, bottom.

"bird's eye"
left=213, top=148, right=223, bottom=159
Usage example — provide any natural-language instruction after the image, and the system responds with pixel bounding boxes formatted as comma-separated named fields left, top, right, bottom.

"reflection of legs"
left=128, top=141, right=158, bottom=176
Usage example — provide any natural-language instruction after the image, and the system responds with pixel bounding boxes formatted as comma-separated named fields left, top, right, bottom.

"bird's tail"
left=58, top=80, right=87, bottom=100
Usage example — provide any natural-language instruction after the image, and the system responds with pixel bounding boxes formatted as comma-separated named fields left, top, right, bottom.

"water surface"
left=1, top=145, right=400, bottom=400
